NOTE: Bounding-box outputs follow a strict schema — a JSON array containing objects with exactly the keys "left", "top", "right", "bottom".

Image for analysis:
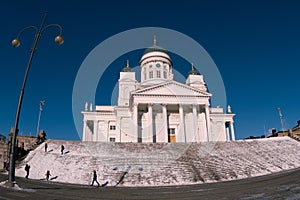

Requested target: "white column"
[
  {"left": 147, "top": 103, "right": 153, "bottom": 143},
  {"left": 179, "top": 105, "right": 186, "bottom": 142},
  {"left": 226, "top": 126, "right": 230, "bottom": 141},
  {"left": 133, "top": 103, "right": 138, "bottom": 142},
  {"left": 83, "top": 119, "right": 87, "bottom": 141},
  {"left": 162, "top": 104, "right": 168, "bottom": 143},
  {"left": 205, "top": 105, "right": 211, "bottom": 142},
  {"left": 230, "top": 121, "right": 235, "bottom": 141},
  {"left": 93, "top": 120, "right": 98, "bottom": 141},
  {"left": 106, "top": 120, "right": 110, "bottom": 143},
  {"left": 192, "top": 105, "right": 198, "bottom": 142}
]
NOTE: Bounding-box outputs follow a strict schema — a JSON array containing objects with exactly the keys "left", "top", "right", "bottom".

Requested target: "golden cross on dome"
[
  {"left": 126, "top": 59, "right": 130, "bottom": 68},
  {"left": 153, "top": 35, "right": 157, "bottom": 46}
]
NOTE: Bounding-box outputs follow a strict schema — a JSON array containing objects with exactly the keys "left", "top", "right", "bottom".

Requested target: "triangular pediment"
[{"left": 132, "top": 81, "right": 211, "bottom": 97}]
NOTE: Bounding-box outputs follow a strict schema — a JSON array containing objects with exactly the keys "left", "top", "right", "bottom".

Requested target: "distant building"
[
  {"left": 291, "top": 120, "right": 300, "bottom": 134},
  {"left": 0, "top": 134, "right": 5, "bottom": 142},
  {"left": 0, "top": 128, "right": 40, "bottom": 170},
  {"left": 82, "top": 38, "right": 236, "bottom": 143},
  {"left": 8, "top": 128, "right": 40, "bottom": 151},
  {"left": 0, "top": 134, "right": 8, "bottom": 170},
  {"left": 269, "top": 120, "right": 300, "bottom": 137}
]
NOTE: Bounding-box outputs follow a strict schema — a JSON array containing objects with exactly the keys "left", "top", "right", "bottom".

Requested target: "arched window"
[
  {"left": 149, "top": 71, "right": 153, "bottom": 79},
  {"left": 157, "top": 70, "right": 161, "bottom": 78},
  {"left": 163, "top": 71, "right": 167, "bottom": 79}
]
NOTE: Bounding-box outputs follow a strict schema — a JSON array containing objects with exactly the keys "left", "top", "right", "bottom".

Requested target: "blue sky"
[{"left": 0, "top": 0, "right": 299, "bottom": 140}]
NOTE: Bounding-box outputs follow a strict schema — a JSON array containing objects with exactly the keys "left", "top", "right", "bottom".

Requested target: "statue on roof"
[{"left": 227, "top": 105, "right": 232, "bottom": 113}]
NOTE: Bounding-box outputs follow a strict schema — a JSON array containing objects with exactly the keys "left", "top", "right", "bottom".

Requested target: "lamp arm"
[
  {"left": 15, "top": 26, "right": 38, "bottom": 39},
  {"left": 42, "top": 24, "right": 63, "bottom": 36}
]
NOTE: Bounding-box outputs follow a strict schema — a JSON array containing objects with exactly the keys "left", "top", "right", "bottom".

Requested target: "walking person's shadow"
[
  {"left": 50, "top": 176, "right": 58, "bottom": 180},
  {"left": 40, "top": 176, "right": 58, "bottom": 181}
]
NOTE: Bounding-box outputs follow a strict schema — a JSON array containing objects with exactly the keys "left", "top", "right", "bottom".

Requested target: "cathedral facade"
[{"left": 82, "top": 40, "right": 235, "bottom": 143}]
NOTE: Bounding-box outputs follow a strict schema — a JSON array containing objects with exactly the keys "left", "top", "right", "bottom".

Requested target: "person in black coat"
[
  {"left": 46, "top": 170, "right": 51, "bottom": 181},
  {"left": 25, "top": 164, "right": 30, "bottom": 179},
  {"left": 61, "top": 145, "right": 65, "bottom": 155},
  {"left": 91, "top": 170, "right": 100, "bottom": 187}
]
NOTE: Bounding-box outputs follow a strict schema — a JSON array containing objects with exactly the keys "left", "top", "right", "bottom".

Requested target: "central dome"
[
  {"left": 140, "top": 36, "right": 171, "bottom": 65},
  {"left": 143, "top": 44, "right": 167, "bottom": 55},
  {"left": 139, "top": 37, "right": 173, "bottom": 85}
]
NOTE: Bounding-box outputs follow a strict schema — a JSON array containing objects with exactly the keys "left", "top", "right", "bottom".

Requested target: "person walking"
[
  {"left": 45, "top": 142, "right": 48, "bottom": 152},
  {"left": 25, "top": 164, "right": 30, "bottom": 179},
  {"left": 90, "top": 170, "right": 100, "bottom": 187},
  {"left": 45, "top": 170, "right": 51, "bottom": 181},
  {"left": 61, "top": 145, "right": 65, "bottom": 155}
]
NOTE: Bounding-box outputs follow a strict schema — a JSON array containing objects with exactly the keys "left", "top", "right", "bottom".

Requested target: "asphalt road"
[{"left": 1, "top": 168, "right": 300, "bottom": 200}]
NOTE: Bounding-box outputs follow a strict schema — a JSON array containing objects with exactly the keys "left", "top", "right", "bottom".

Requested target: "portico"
[{"left": 131, "top": 102, "right": 211, "bottom": 143}]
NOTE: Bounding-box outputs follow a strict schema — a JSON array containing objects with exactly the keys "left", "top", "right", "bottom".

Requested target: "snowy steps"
[{"left": 15, "top": 136, "right": 300, "bottom": 186}]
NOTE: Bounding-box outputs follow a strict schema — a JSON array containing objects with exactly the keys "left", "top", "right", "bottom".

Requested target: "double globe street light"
[{"left": 8, "top": 12, "right": 64, "bottom": 186}]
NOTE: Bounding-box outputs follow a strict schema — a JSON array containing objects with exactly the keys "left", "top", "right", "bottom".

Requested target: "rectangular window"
[
  {"left": 110, "top": 125, "right": 116, "bottom": 130},
  {"left": 149, "top": 71, "right": 153, "bottom": 79},
  {"left": 157, "top": 71, "right": 161, "bottom": 78},
  {"left": 163, "top": 71, "right": 167, "bottom": 78},
  {"left": 109, "top": 138, "right": 116, "bottom": 142},
  {"left": 144, "top": 72, "right": 146, "bottom": 80},
  {"left": 169, "top": 128, "right": 175, "bottom": 135}
]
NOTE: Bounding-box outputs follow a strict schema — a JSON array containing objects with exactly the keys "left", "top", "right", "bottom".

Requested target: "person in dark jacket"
[
  {"left": 91, "top": 170, "right": 100, "bottom": 187},
  {"left": 46, "top": 170, "right": 51, "bottom": 181},
  {"left": 25, "top": 164, "right": 30, "bottom": 179},
  {"left": 45, "top": 143, "right": 48, "bottom": 152},
  {"left": 61, "top": 145, "right": 64, "bottom": 155}
]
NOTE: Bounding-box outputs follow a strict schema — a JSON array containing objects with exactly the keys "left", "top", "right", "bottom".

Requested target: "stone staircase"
[{"left": 14, "top": 136, "right": 300, "bottom": 186}]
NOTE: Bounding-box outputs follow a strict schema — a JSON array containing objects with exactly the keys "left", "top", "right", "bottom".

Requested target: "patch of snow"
[{"left": 0, "top": 180, "right": 35, "bottom": 192}]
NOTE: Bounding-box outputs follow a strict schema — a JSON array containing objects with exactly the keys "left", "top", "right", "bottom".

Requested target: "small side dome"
[
  {"left": 121, "top": 60, "right": 133, "bottom": 72},
  {"left": 187, "top": 63, "right": 201, "bottom": 75},
  {"left": 188, "top": 69, "right": 201, "bottom": 75}
]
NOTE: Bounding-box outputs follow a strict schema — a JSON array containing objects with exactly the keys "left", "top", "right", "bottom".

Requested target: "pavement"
[{"left": 1, "top": 168, "right": 300, "bottom": 200}]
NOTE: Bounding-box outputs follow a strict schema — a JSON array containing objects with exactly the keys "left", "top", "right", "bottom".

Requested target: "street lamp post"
[
  {"left": 8, "top": 12, "right": 64, "bottom": 186},
  {"left": 36, "top": 100, "right": 45, "bottom": 137}
]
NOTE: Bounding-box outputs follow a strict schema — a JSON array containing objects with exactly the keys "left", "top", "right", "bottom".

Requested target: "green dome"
[
  {"left": 122, "top": 66, "right": 133, "bottom": 72},
  {"left": 188, "top": 69, "right": 201, "bottom": 75},
  {"left": 121, "top": 60, "right": 133, "bottom": 72},
  {"left": 143, "top": 45, "right": 168, "bottom": 55},
  {"left": 188, "top": 64, "right": 201, "bottom": 75}
]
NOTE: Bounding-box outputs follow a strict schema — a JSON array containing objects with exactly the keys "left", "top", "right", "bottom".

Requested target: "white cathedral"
[{"left": 82, "top": 38, "right": 236, "bottom": 143}]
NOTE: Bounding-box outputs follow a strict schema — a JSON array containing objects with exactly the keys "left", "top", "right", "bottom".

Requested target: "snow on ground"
[{"left": 13, "top": 136, "right": 300, "bottom": 187}]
